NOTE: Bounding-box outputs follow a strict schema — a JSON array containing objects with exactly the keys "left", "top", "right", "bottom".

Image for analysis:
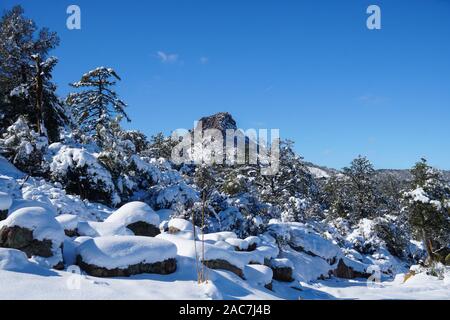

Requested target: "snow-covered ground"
[
  {"left": 1, "top": 257, "right": 448, "bottom": 300},
  {"left": 1, "top": 156, "right": 449, "bottom": 300},
  {"left": 301, "top": 271, "right": 450, "bottom": 300}
]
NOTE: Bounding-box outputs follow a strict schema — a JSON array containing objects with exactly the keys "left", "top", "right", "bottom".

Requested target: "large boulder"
[
  {"left": 202, "top": 259, "right": 245, "bottom": 279},
  {"left": 168, "top": 218, "right": 195, "bottom": 234},
  {"left": 333, "top": 258, "right": 371, "bottom": 279},
  {"left": 56, "top": 214, "right": 79, "bottom": 237},
  {"left": 225, "top": 238, "right": 250, "bottom": 252},
  {"left": 0, "top": 207, "right": 64, "bottom": 269},
  {"left": 76, "top": 236, "right": 177, "bottom": 277},
  {"left": 105, "top": 202, "right": 160, "bottom": 237},
  {"left": 268, "top": 258, "right": 294, "bottom": 282},
  {"left": 269, "top": 222, "right": 341, "bottom": 263},
  {"left": 0, "top": 192, "right": 12, "bottom": 221}
]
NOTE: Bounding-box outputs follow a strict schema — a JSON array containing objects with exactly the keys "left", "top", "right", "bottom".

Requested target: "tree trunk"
[
  {"left": 32, "top": 55, "right": 44, "bottom": 135},
  {"left": 422, "top": 229, "right": 435, "bottom": 264}
]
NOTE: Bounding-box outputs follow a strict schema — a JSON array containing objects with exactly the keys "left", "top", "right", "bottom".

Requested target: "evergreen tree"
[
  {"left": 256, "top": 140, "right": 317, "bottom": 222},
  {"left": 0, "top": 116, "right": 48, "bottom": 175},
  {"left": 323, "top": 174, "right": 353, "bottom": 219},
  {"left": 0, "top": 5, "right": 64, "bottom": 141},
  {"left": 145, "top": 132, "right": 177, "bottom": 159},
  {"left": 342, "top": 155, "right": 378, "bottom": 221},
  {"left": 66, "top": 67, "right": 130, "bottom": 144},
  {"left": 403, "top": 158, "right": 450, "bottom": 263}
]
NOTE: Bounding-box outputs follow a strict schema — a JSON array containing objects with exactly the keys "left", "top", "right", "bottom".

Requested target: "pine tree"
[
  {"left": 66, "top": 67, "right": 130, "bottom": 144},
  {"left": 0, "top": 116, "right": 48, "bottom": 175},
  {"left": 145, "top": 132, "right": 177, "bottom": 159},
  {"left": 0, "top": 5, "right": 64, "bottom": 141},
  {"left": 323, "top": 174, "right": 353, "bottom": 219},
  {"left": 256, "top": 140, "right": 317, "bottom": 222},
  {"left": 342, "top": 155, "right": 378, "bottom": 221},
  {"left": 403, "top": 158, "right": 450, "bottom": 263}
]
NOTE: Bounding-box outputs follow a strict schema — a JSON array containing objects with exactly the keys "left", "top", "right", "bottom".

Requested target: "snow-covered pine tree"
[
  {"left": 0, "top": 116, "right": 48, "bottom": 175},
  {"left": 256, "top": 140, "right": 317, "bottom": 222},
  {"left": 322, "top": 174, "right": 352, "bottom": 220},
  {"left": 144, "top": 132, "right": 177, "bottom": 160},
  {"left": 29, "top": 54, "right": 68, "bottom": 142},
  {"left": 0, "top": 6, "right": 64, "bottom": 142},
  {"left": 342, "top": 155, "right": 379, "bottom": 222},
  {"left": 66, "top": 67, "right": 130, "bottom": 145},
  {"left": 403, "top": 158, "right": 450, "bottom": 264}
]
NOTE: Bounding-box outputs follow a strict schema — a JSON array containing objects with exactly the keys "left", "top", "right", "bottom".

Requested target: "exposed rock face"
[
  {"left": 333, "top": 259, "right": 371, "bottom": 279},
  {"left": 64, "top": 229, "right": 79, "bottom": 237},
  {"left": 127, "top": 221, "right": 160, "bottom": 237},
  {"left": 76, "top": 256, "right": 177, "bottom": 278},
  {"left": 168, "top": 226, "right": 181, "bottom": 234},
  {"left": 0, "top": 210, "right": 7, "bottom": 221},
  {"left": 197, "top": 112, "right": 237, "bottom": 134},
  {"left": 0, "top": 226, "right": 54, "bottom": 258},
  {"left": 271, "top": 266, "right": 294, "bottom": 282},
  {"left": 202, "top": 259, "right": 244, "bottom": 279}
]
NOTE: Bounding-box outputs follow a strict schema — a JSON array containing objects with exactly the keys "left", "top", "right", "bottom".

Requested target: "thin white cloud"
[
  {"left": 157, "top": 51, "right": 179, "bottom": 64},
  {"left": 200, "top": 56, "right": 209, "bottom": 64}
]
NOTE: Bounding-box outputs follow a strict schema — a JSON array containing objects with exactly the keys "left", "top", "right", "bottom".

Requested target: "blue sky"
[{"left": 3, "top": 0, "right": 450, "bottom": 169}]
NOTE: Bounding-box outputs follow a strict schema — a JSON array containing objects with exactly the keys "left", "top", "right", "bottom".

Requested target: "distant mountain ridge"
[
  {"left": 305, "top": 162, "right": 450, "bottom": 183},
  {"left": 195, "top": 113, "right": 450, "bottom": 182}
]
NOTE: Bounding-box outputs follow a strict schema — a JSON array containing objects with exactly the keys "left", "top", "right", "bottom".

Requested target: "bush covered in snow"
[
  {"left": 105, "top": 201, "right": 160, "bottom": 237},
  {"left": 48, "top": 145, "right": 119, "bottom": 205}
]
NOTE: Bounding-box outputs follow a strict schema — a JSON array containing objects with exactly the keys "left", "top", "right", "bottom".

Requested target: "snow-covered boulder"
[
  {"left": 225, "top": 238, "right": 250, "bottom": 251},
  {"left": 158, "top": 233, "right": 252, "bottom": 279},
  {"left": 76, "top": 236, "right": 177, "bottom": 277},
  {"left": 269, "top": 222, "right": 341, "bottom": 263},
  {"left": 0, "top": 207, "right": 64, "bottom": 269},
  {"left": 332, "top": 258, "right": 371, "bottom": 279},
  {"left": 77, "top": 221, "right": 133, "bottom": 238},
  {"left": 202, "top": 259, "right": 245, "bottom": 279},
  {"left": 105, "top": 202, "right": 160, "bottom": 237},
  {"left": 244, "top": 265, "right": 274, "bottom": 290},
  {"left": 168, "top": 218, "right": 194, "bottom": 234},
  {"left": 245, "top": 236, "right": 261, "bottom": 251},
  {"left": 268, "top": 258, "right": 294, "bottom": 282},
  {"left": 56, "top": 214, "right": 79, "bottom": 237},
  {"left": 0, "top": 192, "right": 12, "bottom": 221}
]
